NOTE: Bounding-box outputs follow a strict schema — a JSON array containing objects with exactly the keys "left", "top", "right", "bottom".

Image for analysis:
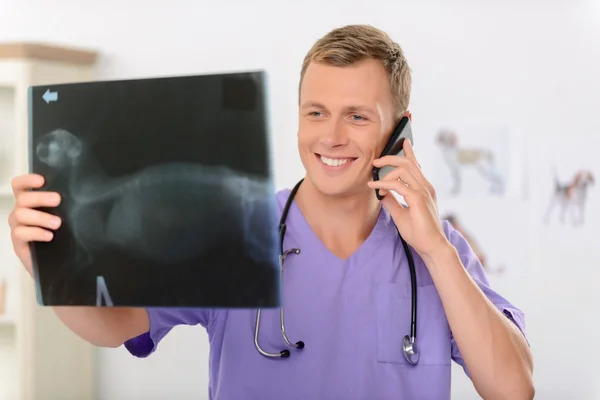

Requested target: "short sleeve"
[
  {"left": 124, "top": 308, "right": 215, "bottom": 358},
  {"left": 441, "top": 220, "right": 529, "bottom": 378}
]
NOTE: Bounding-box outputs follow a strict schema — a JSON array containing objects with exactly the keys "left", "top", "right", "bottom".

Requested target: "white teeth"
[{"left": 320, "top": 156, "right": 351, "bottom": 167}]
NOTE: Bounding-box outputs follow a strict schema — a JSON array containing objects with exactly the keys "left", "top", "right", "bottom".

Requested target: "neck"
[
  {"left": 65, "top": 152, "right": 110, "bottom": 201},
  {"left": 294, "top": 177, "right": 381, "bottom": 259}
]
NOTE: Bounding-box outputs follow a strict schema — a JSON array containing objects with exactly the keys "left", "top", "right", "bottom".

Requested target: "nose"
[{"left": 319, "top": 119, "right": 348, "bottom": 148}]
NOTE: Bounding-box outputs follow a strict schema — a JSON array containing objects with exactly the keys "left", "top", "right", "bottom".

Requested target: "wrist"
[{"left": 420, "top": 240, "right": 458, "bottom": 271}]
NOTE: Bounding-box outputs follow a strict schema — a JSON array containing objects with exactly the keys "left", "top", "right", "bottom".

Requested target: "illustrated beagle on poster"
[
  {"left": 436, "top": 129, "right": 505, "bottom": 196},
  {"left": 543, "top": 168, "right": 595, "bottom": 227},
  {"left": 444, "top": 213, "right": 505, "bottom": 275}
]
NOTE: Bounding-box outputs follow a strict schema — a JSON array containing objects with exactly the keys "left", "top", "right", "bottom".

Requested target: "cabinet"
[{"left": 0, "top": 43, "right": 98, "bottom": 400}]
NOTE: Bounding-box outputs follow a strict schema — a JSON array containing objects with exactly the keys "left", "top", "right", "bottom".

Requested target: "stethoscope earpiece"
[{"left": 276, "top": 340, "right": 304, "bottom": 358}]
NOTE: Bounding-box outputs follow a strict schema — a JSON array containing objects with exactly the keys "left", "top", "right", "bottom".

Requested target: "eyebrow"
[
  {"left": 300, "top": 101, "right": 327, "bottom": 110},
  {"left": 345, "top": 105, "right": 377, "bottom": 115},
  {"left": 300, "top": 101, "right": 377, "bottom": 115}
]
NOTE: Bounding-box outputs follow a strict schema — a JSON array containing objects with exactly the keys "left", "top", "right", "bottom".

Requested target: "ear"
[{"left": 402, "top": 110, "right": 412, "bottom": 121}]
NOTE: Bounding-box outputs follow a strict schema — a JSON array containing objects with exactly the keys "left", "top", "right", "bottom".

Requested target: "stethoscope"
[{"left": 253, "top": 178, "right": 420, "bottom": 365}]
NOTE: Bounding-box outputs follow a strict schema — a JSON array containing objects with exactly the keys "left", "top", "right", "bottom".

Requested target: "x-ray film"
[{"left": 27, "top": 71, "right": 281, "bottom": 308}]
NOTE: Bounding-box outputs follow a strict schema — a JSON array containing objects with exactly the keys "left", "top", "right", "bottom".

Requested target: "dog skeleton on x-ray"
[
  {"left": 436, "top": 130, "right": 505, "bottom": 195},
  {"left": 543, "top": 168, "right": 595, "bottom": 227}
]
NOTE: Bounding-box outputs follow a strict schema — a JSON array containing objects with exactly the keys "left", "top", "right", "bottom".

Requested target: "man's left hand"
[{"left": 367, "top": 139, "right": 449, "bottom": 259}]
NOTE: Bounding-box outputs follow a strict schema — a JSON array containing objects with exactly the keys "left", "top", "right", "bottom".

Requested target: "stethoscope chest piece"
[{"left": 402, "top": 335, "right": 419, "bottom": 365}]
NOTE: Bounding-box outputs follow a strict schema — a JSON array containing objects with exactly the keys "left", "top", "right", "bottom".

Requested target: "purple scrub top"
[{"left": 125, "top": 188, "right": 527, "bottom": 400}]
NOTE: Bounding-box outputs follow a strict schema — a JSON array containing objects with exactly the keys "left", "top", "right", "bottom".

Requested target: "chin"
[{"left": 307, "top": 174, "right": 371, "bottom": 198}]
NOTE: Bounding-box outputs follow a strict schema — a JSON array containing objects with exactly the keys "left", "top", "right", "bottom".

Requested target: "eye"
[
  {"left": 309, "top": 111, "right": 323, "bottom": 117},
  {"left": 351, "top": 114, "right": 366, "bottom": 121}
]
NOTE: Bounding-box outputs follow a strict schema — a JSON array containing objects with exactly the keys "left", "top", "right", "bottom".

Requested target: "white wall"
[{"left": 2, "top": 0, "right": 600, "bottom": 399}]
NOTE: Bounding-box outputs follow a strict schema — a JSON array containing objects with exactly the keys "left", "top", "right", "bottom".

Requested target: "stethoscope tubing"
[{"left": 253, "top": 179, "right": 419, "bottom": 364}]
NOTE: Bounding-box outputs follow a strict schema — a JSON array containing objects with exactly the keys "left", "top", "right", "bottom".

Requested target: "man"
[{"left": 8, "top": 24, "right": 534, "bottom": 399}]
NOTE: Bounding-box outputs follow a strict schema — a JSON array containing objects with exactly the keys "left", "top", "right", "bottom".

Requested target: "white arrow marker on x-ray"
[{"left": 42, "top": 89, "right": 58, "bottom": 104}]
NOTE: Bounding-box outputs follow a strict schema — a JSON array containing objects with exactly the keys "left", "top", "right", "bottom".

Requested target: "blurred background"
[{"left": 0, "top": 0, "right": 599, "bottom": 398}]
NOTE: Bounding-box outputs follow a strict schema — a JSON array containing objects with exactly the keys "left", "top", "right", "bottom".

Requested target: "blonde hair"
[{"left": 299, "top": 24, "right": 412, "bottom": 118}]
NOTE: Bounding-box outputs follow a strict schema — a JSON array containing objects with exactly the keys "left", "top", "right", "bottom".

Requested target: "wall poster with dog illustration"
[
  {"left": 430, "top": 122, "right": 525, "bottom": 200},
  {"left": 527, "top": 134, "right": 597, "bottom": 229}
]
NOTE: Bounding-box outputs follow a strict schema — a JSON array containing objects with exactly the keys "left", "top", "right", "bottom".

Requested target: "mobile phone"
[{"left": 372, "top": 116, "right": 414, "bottom": 200}]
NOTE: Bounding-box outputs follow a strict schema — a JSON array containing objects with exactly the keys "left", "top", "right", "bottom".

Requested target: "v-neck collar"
[{"left": 278, "top": 189, "right": 393, "bottom": 269}]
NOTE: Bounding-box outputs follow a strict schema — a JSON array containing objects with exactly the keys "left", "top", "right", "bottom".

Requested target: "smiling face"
[{"left": 297, "top": 58, "right": 398, "bottom": 197}]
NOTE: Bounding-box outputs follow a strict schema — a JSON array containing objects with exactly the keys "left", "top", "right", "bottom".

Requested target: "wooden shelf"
[
  {"left": 0, "top": 184, "right": 11, "bottom": 198},
  {"left": 0, "top": 43, "right": 98, "bottom": 66},
  {"left": 0, "top": 315, "right": 16, "bottom": 329},
  {"left": 0, "top": 41, "right": 98, "bottom": 400}
]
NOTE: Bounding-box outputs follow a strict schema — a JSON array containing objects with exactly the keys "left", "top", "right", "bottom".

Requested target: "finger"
[
  {"left": 403, "top": 139, "right": 419, "bottom": 165},
  {"left": 381, "top": 161, "right": 422, "bottom": 185},
  {"left": 12, "top": 207, "right": 62, "bottom": 231},
  {"left": 424, "top": 178, "right": 436, "bottom": 201},
  {"left": 398, "top": 163, "right": 436, "bottom": 200},
  {"left": 390, "top": 167, "right": 423, "bottom": 191},
  {"left": 402, "top": 142, "right": 436, "bottom": 198},
  {"left": 373, "top": 155, "right": 422, "bottom": 182},
  {"left": 12, "top": 226, "right": 54, "bottom": 243},
  {"left": 375, "top": 154, "right": 436, "bottom": 200},
  {"left": 373, "top": 154, "right": 423, "bottom": 179},
  {"left": 15, "top": 191, "right": 61, "bottom": 209},
  {"left": 373, "top": 154, "right": 407, "bottom": 169},
  {"left": 368, "top": 179, "right": 416, "bottom": 199},
  {"left": 11, "top": 174, "right": 45, "bottom": 194},
  {"left": 403, "top": 159, "right": 436, "bottom": 200}
]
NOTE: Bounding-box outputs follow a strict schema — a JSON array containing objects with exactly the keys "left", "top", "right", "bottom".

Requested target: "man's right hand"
[
  {"left": 6, "top": 173, "right": 150, "bottom": 347},
  {"left": 8, "top": 174, "right": 62, "bottom": 277}
]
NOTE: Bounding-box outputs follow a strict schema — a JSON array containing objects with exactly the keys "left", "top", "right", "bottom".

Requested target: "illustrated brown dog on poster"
[
  {"left": 543, "top": 169, "right": 595, "bottom": 227},
  {"left": 436, "top": 130, "right": 505, "bottom": 196}
]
